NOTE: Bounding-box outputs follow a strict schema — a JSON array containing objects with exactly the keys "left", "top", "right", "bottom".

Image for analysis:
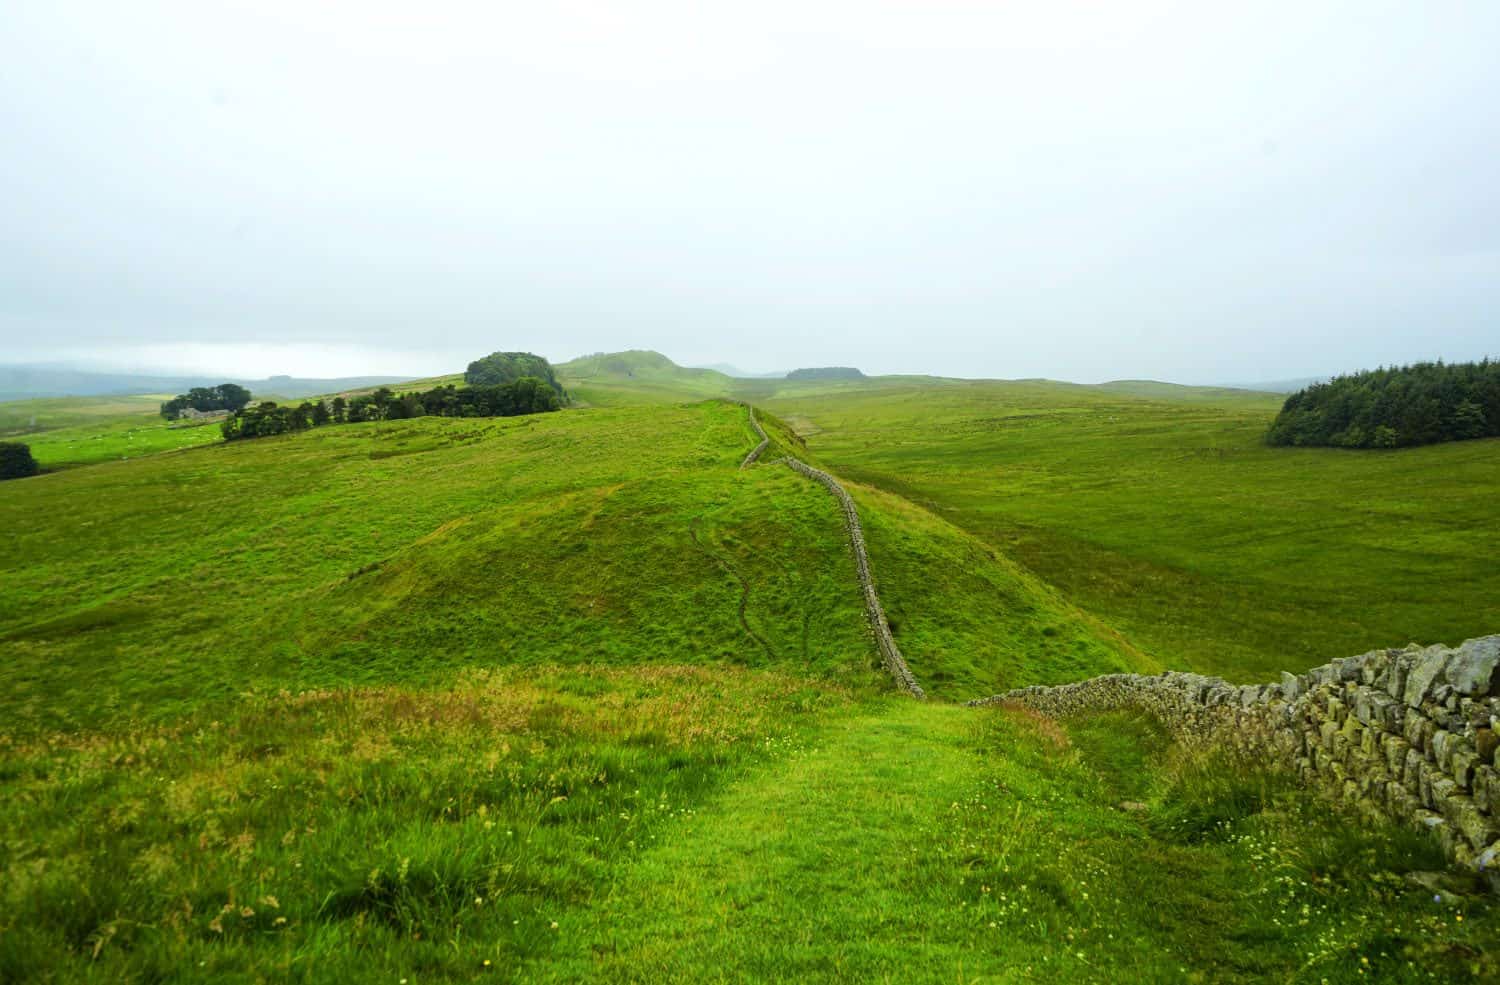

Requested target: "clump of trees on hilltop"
[
  {"left": 465, "top": 351, "right": 567, "bottom": 399},
  {"left": 160, "top": 384, "right": 252, "bottom": 419},
  {"left": 1267, "top": 359, "right": 1500, "bottom": 449},
  {"left": 221, "top": 379, "right": 561, "bottom": 441}
]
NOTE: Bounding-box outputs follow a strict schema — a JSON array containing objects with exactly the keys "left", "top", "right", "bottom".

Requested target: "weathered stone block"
[
  {"left": 1432, "top": 730, "right": 1455, "bottom": 771},
  {"left": 1412, "top": 809, "right": 1446, "bottom": 835},
  {"left": 1404, "top": 711, "right": 1431, "bottom": 752},
  {"left": 1404, "top": 748, "right": 1424, "bottom": 793},
  {"left": 1387, "top": 654, "right": 1409, "bottom": 702},
  {"left": 1441, "top": 794, "right": 1499, "bottom": 850},
  {"left": 1447, "top": 636, "right": 1500, "bottom": 697},
  {"left": 1385, "top": 736, "right": 1410, "bottom": 778},
  {"left": 1451, "top": 750, "right": 1479, "bottom": 791},
  {"left": 1431, "top": 775, "right": 1460, "bottom": 808},
  {"left": 1475, "top": 766, "right": 1500, "bottom": 815},
  {"left": 1405, "top": 645, "right": 1451, "bottom": 708}
]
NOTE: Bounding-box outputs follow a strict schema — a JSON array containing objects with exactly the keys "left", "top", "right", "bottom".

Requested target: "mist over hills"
[
  {"left": 0, "top": 350, "right": 1330, "bottom": 406},
  {"left": 0, "top": 365, "right": 413, "bottom": 402}
]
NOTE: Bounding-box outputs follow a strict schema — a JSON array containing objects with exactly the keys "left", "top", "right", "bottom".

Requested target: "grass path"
[{"left": 539, "top": 700, "right": 1007, "bottom": 982}]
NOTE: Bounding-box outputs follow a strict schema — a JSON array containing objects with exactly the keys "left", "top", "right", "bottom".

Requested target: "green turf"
[
  {"left": 0, "top": 395, "right": 224, "bottom": 470},
  {"left": 6, "top": 685, "right": 1493, "bottom": 982},
  {"left": 751, "top": 377, "right": 1500, "bottom": 680},
  {"left": 556, "top": 350, "right": 735, "bottom": 407},
  {"left": 0, "top": 398, "right": 1140, "bottom": 733}
]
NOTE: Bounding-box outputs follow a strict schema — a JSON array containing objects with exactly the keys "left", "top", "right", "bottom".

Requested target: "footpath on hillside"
[{"left": 536, "top": 700, "right": 999, "bottom": 981}]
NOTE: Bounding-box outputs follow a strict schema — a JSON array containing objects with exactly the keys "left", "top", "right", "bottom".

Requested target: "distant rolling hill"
[
  {"left": 556, "top": 350, "right": 737, "bottom": 405},
  {"left": 694, "top": 362, "right": 788, "bottom": 379},
  {"left": 786, "top": 367, "right": 867, "bottom": 381},
  {"left": 1093, "top": 379, "right": 1284, "bottom": 406},
  {"left": 0, "top": 365, "right": 415, "bottom": 402}
]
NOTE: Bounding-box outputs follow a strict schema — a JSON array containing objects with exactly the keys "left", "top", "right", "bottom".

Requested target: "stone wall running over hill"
[
  {"left": 970, "top": 636, "right": 1500, "bottom": 884},
  {"left": 783, "top": 457, "right": 925, "bottom": 698},
  {"left": 734, "top": 401, "right": 923, "bottom": 697},
  {"left": 740, "top": 407, "right": 770, "bottom": 469}
]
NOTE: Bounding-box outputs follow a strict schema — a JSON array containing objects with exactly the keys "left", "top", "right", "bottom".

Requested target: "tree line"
[
  {"left": 160, "top": 384, "right": 253, "bottom": 418},
  {"left": 220, "top": 379, "right": 561, "bottom": 441},
  {"left": 1267, "top": 359, "right": 1500, "bottom": 449}
]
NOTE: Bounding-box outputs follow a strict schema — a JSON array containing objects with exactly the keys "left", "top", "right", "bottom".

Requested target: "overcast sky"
[{"left": 2, "top": 1, "right": 1497, "bottom": 383}]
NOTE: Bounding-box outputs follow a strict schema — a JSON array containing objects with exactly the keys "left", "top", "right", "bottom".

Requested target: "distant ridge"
[
  {"left": 786, "top": 367, "right": 866, "bottom": 381},
  {"left": 0, "top": 366, "right": 414, "bottom": 403},
  {"left": 1213, "top": 376, "right": 1328, "bottom": 394},
  {"left": 695, "top": 362, "right": 787, "bottom": 379},
  {"left": 1093, "top": 379, "right": 1282, "bottom": 402}
]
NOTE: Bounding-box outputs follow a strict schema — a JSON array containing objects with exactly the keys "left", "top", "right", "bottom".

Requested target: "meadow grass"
[
  {"left": 0, "top": 398, "right": 1138, "bottom": 733},
  {"left": 0, "top": 665, "right": 854, "bottom": 982},
  {"left": 0, "top": 395, "right": 223, "bottom": 471},
  {"left": 750, "top": 377, "right": 1500, "bottom": 680},
  {"left": 8, "top": 686, "right": 1493, "bottom": 982}
]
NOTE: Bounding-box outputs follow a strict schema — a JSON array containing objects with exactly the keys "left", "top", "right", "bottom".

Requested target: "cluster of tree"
[
  {"left": 160, "top": 383, "right": 252, "bottom": 419},
  {"left": 786, "top": 367, "right": 866, "bottom": 381},
  {"left": 0, "top": 441, "right": 40, "bottom": 480},
  {"left": 1267, "top": 359, "right": 1500, "bottom": 449},
  {"left": 464, "top": 351, "right": 567, "bottom": 399},
  {"left": 221, "top": 379, "right": 561, "bottom": 441}
]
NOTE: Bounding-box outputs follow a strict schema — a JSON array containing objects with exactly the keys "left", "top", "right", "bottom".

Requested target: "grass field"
[
  {"left": 3, "top": 365, "right": 1499, "bottom": 980},
  {"left": 0, "top": 395, "right": 224, "bottom": 470},
  {"left": 6, "top": 677, "right": 1493, "bottom": 982},
  {"left": 750, "top": 377, "right": 1500, "bottom": 681},
  {"left": 0, "top": 398, "right": 1140, "bottom": 734}
]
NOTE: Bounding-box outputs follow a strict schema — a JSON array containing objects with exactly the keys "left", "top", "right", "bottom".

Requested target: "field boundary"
[
  {"left": 971, "top": 636, "right": 1500, "bottom": 883},
  {"left": 735, "top": 402, "right": 924, "bottom": 698},
  {"left": 739, "top": 406, "right": 770, "bottom": 469}
]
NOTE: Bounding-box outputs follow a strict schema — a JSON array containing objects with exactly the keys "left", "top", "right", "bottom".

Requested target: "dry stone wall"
[
  {"left": 970, "top": 636, "right": 1500, "bottom": 885},
  {"left": 783, "top": 458, "right": 925, "bottom": 698},
  {"left": 734, "top": 402, "right": 924, "bottom": 697},
  {"left": 740, "top": 407, "right": 770, "bottom": 469}
]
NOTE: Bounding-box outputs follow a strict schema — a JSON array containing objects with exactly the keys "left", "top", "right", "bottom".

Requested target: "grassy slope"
[
  {"left": 1, "top": 403, "right": 851, "bottom": 731},
  {"left": 556, "top": 350, "right": 735, "bottom": 407},
  {"left": 0, "top": 397, "right": 1138, "bottom": 733},
  {"left": 12, "top": 682, "right": 1496, "bottom": 982},
  {"left": 0, "top": 394, "right": 224, "bottom": 470},
  {"left": 754, "top": 377, "right": 1500, "bottom": 681},
  {"left": 538, "top": 701, "right": 1493, "bottom": 983}
]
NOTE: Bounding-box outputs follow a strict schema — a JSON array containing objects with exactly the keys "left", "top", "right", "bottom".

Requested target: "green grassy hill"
[
  {"left": 0, "top": 398, "right": 1139, "bottom": 735},
  {"left": 556, "top": 350, "right": 735, "bottom": 406}
]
